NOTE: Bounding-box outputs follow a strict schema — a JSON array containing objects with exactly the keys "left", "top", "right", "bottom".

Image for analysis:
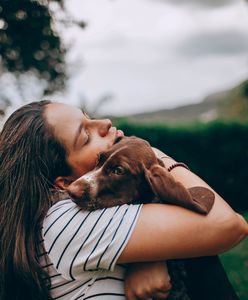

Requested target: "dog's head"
[
  {"left": 66, "top": 136, "right": 157, "bottom": 210},
  {"left": 66, "top": 136, "right": 214, "bottom": 214}
]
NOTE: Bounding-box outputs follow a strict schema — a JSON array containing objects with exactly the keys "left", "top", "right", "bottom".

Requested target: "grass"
[{"left": 220, "top": 212, "right": 248, "bottom": 300}]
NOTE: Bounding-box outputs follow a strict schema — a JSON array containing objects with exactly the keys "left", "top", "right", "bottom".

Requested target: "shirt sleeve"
[{"left": 42, "top": 199, "right": 142, "bottom": 280}]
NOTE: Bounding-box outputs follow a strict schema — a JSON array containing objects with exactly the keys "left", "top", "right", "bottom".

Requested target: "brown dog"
[{"left": 67, "top": 136, "right": 214, "bottom": 214}]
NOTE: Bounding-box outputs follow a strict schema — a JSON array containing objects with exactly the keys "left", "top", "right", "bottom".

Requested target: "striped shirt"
[{"left": 39, "top": 199, "right": 142, "bottom": 300}]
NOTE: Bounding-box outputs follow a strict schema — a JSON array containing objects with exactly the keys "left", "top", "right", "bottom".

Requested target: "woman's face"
[{"left": 45, "top": 103, "right": 124, "bottom": 179}]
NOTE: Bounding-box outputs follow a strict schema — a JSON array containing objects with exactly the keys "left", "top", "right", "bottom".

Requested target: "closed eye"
[
  {"left": 80, "top": 130, "right": 90, "bottom": 147},
  {"left": 85, "top": 130, "right": 90, "bottom": 144}
]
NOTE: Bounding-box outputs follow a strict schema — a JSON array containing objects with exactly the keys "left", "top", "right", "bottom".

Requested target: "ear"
[
  {"left": 145, "top": 165, "right": 214, "bottom": 215},
  {"left": 54, "top": 176, "right": 75, "bottom": 190}
]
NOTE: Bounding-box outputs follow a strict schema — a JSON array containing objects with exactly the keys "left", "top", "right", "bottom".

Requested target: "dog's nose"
[{"left": 67, "top": 178, "right": 90, "bottom": 201}]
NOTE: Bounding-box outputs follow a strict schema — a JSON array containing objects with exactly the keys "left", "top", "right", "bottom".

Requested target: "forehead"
[
  {"left": 45, "top": 103, "right": 83, "bottom": 143},
  {"left": 45, "top": 103, "right": 83, "bottom": 127}
]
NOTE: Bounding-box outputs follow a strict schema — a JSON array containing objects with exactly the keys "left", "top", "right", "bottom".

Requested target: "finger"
[
  {"left": 157, "top": 278, "right": 172, "bottom": 292},
  {"left": 134, "top": 292, "right": 156, "bottom": 300},
  {"left": 159, "top": 285, "right": 172, "bottom": 293},
  {"left": 125, "top": 293, "right": 137, "bottom": 300},
  {"left": 153, "top": 288, "right": 171, "bottom": 298},
  {"left": 153, "top": 291, "right": 171, "bottom": 299},
  {"left": 125, "top": 290, "right": 152, "bottom": 300}
]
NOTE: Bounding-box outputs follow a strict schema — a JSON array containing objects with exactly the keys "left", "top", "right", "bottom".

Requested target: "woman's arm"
[{"left": 118, "top": 155, "right": 248, "bottom": 263}]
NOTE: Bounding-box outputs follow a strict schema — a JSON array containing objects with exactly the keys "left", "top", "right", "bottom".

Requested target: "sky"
[{"left": 58, "top": 0, "right": 248, "bottom": 116}]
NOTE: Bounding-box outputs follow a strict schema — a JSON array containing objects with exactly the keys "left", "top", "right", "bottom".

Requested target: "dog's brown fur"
[{"left": 67, "top": 136, "right": 214, "bottom": 214}]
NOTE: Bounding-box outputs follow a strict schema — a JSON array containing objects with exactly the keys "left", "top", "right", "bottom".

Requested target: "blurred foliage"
[
  {"left": 241, "top": 79, "right": 248, "bottom": 98},
  {"left": 218, "top": 79, "right": 248, "bottom": 123},
  {"left": 221, "top": 212, "right": 248, "bottom": 300},
  {"left": 0, "top": 0, "right": 85, "bottom": 110},
  {"left": 114, "top": 120, "right": 248, "bottom": 211},
  {"left": 0, "top": 0, "right": 65, "bottom": 94}
]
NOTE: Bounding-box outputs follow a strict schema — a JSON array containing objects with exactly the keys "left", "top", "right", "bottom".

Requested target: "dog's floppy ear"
[{"left": 144, "top": 164, "right": 214, "bottom": 215}]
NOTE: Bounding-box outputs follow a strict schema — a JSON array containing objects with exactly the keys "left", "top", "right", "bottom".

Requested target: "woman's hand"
[{"left": 125, "top": 261, "right": 172, "bottom": 300}]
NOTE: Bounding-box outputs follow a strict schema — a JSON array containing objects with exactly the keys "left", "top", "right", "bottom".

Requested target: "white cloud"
[
  {"left": 61, "top": 0, "right": 248, "bottom": 115},
  {"left": 176, "top": 30, "right": 248, "bottom": 57},
  {"left": 153, "top": 0, "right": 239, "bottom": 9}
]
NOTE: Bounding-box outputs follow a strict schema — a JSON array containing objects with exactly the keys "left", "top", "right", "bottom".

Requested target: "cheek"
[
  {"left": 68, "top": 140, "right": 111, "bottom": 177},
  {"left": 69, "top": 151, "right": 98, "bottom": 177},
  {"left": 93, "top": 137, "right": 113, "bottom": 152}
]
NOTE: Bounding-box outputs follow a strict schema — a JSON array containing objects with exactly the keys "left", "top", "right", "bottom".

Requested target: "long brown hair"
[{"left": 0, "top": 101, "right": 72, "bottom": 299}]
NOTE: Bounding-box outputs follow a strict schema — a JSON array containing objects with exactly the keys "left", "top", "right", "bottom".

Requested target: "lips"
[
  {"left": 113, "top": 128, "right": 124, "bottom": 144},
  {"left": 109, "top": 127, "right": 124, "bottom": 144},
  {"left": 116, "top": 129, "right": 124, "bottom": 138}
]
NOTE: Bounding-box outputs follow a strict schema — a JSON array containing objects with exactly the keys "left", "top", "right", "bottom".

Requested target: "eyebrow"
[{"left": 73, "top": 121, "right": 84, "bottom": 149}]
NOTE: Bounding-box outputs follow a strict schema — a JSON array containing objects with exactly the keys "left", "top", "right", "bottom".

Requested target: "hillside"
[{"left": 115, "top": 79, "right": 248, "bottom": 124}]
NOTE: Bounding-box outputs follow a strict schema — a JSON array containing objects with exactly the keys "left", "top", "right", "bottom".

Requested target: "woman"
[{"left": 0, "top": 100, "right": 247, "bottom": 300}]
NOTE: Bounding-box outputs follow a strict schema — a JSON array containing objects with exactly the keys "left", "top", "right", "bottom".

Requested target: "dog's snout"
[
  {"left": 67, "top": 178, "right": 90, "bottom": 200},
  {"left": 83, "top": 171, "right": 97, "bottom": 182}
]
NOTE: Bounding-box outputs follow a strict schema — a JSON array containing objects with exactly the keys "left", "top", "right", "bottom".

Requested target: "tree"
[{"left": 0, "top": 0, "right": 85, "bottom": 114}]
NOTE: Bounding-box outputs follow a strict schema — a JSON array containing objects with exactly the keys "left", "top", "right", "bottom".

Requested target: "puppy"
[{"left": 67, "top": 136, "right": 214, "bottom": 214}]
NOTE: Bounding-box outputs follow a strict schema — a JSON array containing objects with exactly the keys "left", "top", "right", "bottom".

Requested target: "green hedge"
[
  {"left": 220, "top": 212, "right": 248, "bottom": 300},
  {"left": 115, "top": 121, "right": 248, "bottom": 211}
]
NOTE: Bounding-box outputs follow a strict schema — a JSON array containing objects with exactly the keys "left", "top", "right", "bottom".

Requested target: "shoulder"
[{"left": 42, "top": 199, "right": 142, "bottom": 278}]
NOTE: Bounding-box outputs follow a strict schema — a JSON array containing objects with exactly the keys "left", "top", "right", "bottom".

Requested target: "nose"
[{"left": 94, "top": 119, "right": 112, "bottom": 137}]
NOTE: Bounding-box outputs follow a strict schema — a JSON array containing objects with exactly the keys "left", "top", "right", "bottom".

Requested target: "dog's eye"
[{"left": 112, "top": 166, "right": 125, "bottom": 175}]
